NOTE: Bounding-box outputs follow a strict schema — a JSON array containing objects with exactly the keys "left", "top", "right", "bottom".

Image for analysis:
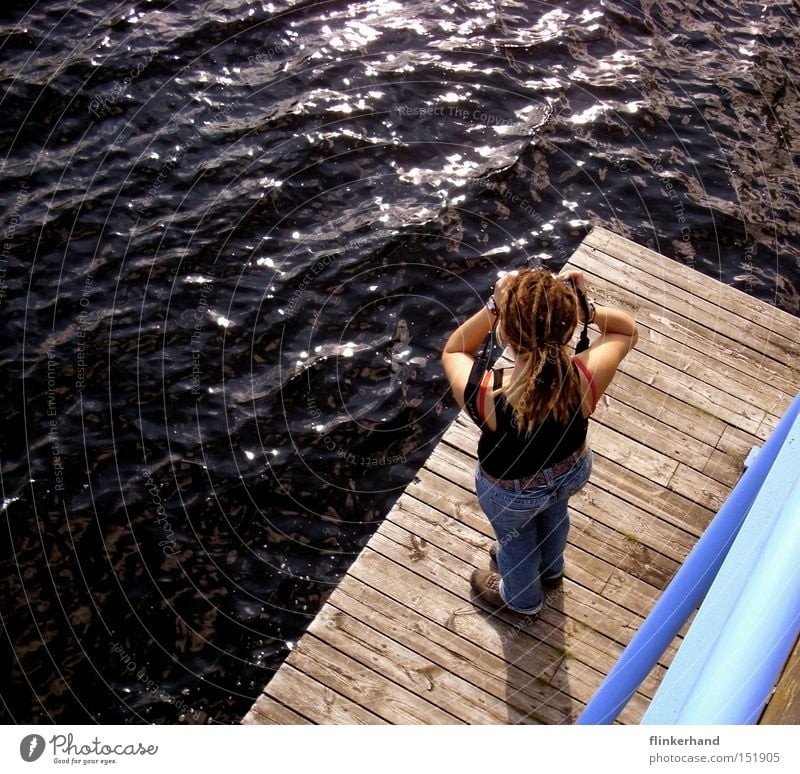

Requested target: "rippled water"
[{"left": 2, "top": 0, "right": 799, "bottom": 723}]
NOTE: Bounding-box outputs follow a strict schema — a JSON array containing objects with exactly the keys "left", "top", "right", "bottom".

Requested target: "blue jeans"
[{"left": 475, "top": 451, "right": 593, "bottom": 614}]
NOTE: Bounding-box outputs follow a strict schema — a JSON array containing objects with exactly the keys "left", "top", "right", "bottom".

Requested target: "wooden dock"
[{"left": 242, "top": 227, "right": 800, "bottom": 725}]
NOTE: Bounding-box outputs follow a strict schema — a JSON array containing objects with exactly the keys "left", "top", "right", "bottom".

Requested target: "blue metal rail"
[{"left": 576, "top": 391, "right": 800, "bottom": 725}]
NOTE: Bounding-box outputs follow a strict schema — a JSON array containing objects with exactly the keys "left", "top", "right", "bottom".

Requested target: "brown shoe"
[
  {"left": 470, "top": 568, "right": 506, "bottom": 609},
  {"left": 470, "top": 569, "right": 542, "bottom": 618},
  {"left": 488, "top": 544, "right": 564, "bottom": 588},
  {"left": 541, "top": 573, "right": 564, "bottom": 588}
]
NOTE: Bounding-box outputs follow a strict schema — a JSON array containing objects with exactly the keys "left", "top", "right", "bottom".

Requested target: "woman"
[{"left": 441, "top": 266, "right": 638, "bottom": 617}]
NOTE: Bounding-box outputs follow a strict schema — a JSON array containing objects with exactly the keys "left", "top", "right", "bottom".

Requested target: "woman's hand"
[
  {"left": 558, "top": 268, "right": 588, "bottom": 295},
  {"left": 492, "top": 269, "right": 519, "bottom": 307}
]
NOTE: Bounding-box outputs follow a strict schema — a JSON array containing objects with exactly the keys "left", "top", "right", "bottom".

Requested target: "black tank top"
[{"left": 475, "top": 365, "right": 588, "bottom": 480}]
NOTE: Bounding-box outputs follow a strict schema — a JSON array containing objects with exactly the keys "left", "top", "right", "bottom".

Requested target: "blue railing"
[{"left": 576, "top": 390, "right": 800, "bottom": 725}]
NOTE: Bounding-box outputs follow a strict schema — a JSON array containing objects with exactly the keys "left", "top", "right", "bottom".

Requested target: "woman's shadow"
[{"left": 471, "top": 571, "right": 578, "bottom": 725}]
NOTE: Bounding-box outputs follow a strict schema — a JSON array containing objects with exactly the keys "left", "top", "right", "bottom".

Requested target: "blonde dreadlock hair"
[{"left": 497, "top": 268, "right": 581, "bottom": 435}]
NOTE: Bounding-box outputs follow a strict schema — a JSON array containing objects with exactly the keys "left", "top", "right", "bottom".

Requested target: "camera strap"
[
  {"left": 566, "top": 278, "right": 591, "bottom": 354},
  {"left": 575, "top": 293, "right": 590, "bottom": 354},
  {"left": 464, "top": 320, "right": 501, "bottom": 427}
]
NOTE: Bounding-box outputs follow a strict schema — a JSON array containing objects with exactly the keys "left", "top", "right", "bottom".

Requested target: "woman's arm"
[
  {"left": 584, "top": 304, "right": 639, "bottom": 400},
  {"left": 561, "top": 269, "right": 638, "bottom": 401},
  {"left": 441, "top": 305, "right": 496, "bottom": 408}
]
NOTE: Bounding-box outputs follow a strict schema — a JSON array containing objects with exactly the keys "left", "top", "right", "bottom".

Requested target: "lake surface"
[{"left": 1, "top": 0, "right": 798, "bottom": 723}]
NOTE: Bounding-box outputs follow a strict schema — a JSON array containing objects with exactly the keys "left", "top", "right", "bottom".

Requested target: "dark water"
[{"left": 1, "top": 0, "right": 798, "bottom": 723}]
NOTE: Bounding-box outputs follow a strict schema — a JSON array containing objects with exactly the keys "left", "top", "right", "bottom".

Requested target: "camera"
[{"left": 563, "top": 276, "right": 585, "bottom": 302}]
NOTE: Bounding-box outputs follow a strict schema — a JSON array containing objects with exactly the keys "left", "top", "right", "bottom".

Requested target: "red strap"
[
  {"left": 572, "top": 356, "right": 597, "bottom": 414},
  {"left": 478, "top": 369, "right": 493, "bottom": 423}
]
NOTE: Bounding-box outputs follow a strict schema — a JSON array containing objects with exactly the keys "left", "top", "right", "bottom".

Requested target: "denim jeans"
[{"left": 475, "top": 451, "right": 593, "bottom": 614}]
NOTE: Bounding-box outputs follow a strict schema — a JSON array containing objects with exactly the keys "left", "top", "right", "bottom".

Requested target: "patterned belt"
[{"left": 481, "top": 443, "right": 589, "bottom": 491}]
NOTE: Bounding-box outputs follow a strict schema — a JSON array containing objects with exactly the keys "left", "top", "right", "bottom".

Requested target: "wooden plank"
[
  {"left": 241, "top": 693, "right": 311, "bottom": 725},
  {"left": 584, "top": 228, "right": 800, "bottom": 350},
  {"left": 579, "top": 485, "right": 694, "bottom": 565},
  {"left": 612, "top": 340, "right": 766, "bottom": 438},
  {"left": 755, "top": 411, "right": 781, "bottom": 440},
  {"left": 449, "top": 365, "right": 741, "bottom": 487},
  {"left": 568, "top": 505, "right": 679, "bottom": 588},
  {"left": 609, "top": 370, "right": 727, "bottom": 447},
  {"left": 309, "top": 599, "right": 528, "bottom": 724},
  {"left": 329, "top": 572, "right": 572, "bottom": 723},
  {"left": 264, "top": 663, "right": 385, "bottom": 724},
  {"left": 582, "top": 455, "right": 715, "bottom": 538},
  {"left": 597, "top": 395, "right": 740, "bottom": 487},
  {"left": 397, "top": 484, "right": 663, "bottom": 620},
  {"left": 348, "top": 541, "right": 652, "bottom": 723},
  {"left": 444, "top": 428, "right": 713, "bottom": 557},
  {"left": 572, "top": 249, "right": 795, "bottom": 412},
  {"left": 349, "top": 548, "right": 600, "bottom": 704},
  {"left": 366, "top": 521, "right": 669, "bottom": 700},
  {"left": 701, "top": 448, "right": 744, "bottom": 488},
  {"left": 622, "top": 319, "right": 790, "bottom": 423},
  {"left": 760, "top": 635, "right": 800, "bottom": 724},
  {"left": 390, "top": 494, "right": 673, "bottom": 654},
  {"left": 716, "top": 424, "right": 762, "bottom": 464},
  {"left": 629, "top": 317, "right": 794, "bottom": 413},
  {"left": 582, "top": 227, "right": 799, "bottom": 350},
  {"left": 667, "top": 463, "right": 731, "bottom": 514},
  {"left": 570, "top": 238, "right": 790, "bottom": 362},
  {"left": 288, "top": 633, "right": 462, "bottom": 724},
  {"left": 578, "top": 238, "right": 792, "bottom": 367}
]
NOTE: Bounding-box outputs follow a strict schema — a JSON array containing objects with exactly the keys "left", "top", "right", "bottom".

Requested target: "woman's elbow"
[
  {"left": 441, "top": 332, "right": 461, "bottom": 359},
  {"left": 441, "top": 345, "right": 457, "bottom": 369}
]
